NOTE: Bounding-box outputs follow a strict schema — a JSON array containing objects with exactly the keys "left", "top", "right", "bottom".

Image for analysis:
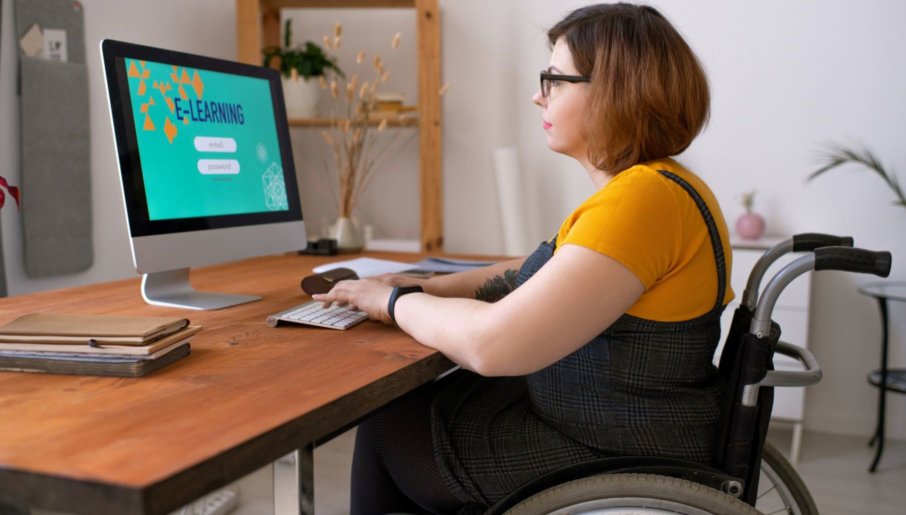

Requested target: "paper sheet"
[
  {"left": 409, "top": 257, "right": 495, "bottom": 274},
  {"left": 312, "top": 257, "right": 415, "bottom": 277},
  {"left": 313, "top": 256, "right": 497, "bottom": 277}
]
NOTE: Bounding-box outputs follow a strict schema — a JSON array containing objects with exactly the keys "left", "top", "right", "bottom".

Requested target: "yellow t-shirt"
[{"left": 555, "top": 158, "right": 734, "bottom": 322}]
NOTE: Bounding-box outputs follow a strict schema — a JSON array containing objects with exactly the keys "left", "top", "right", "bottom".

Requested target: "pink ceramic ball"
[{"left": 736, "top": 213, "right": 766, "bottom": 240}]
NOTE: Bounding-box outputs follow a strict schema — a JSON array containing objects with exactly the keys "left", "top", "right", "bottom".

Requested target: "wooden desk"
[{"left": 0, "top": 252, "right": 453, "bottom": 514}]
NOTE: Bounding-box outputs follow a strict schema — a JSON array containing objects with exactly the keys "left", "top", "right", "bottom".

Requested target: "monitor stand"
[{"left": 141, "top": 268, "right": 260, "bottom": 310}]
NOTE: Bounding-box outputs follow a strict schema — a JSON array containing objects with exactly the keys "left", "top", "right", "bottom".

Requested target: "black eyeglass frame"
[{"left": 539, "top": 71, "right": 590, "bottom": 98}]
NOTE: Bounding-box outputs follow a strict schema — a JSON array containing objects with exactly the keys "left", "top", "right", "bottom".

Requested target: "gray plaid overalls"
[{"left": 431, "top": 171, "right": 728, "bottom": 506}]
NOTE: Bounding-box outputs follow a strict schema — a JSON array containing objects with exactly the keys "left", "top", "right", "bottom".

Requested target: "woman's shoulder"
[
  {"left": 614, "top": 158, "right": 694, "bottom": 183},
  {"left": 587, "top": 160, "right": 682, "bottom": 207},
  {"left": 606, "top": 158, "right": 717, "bottom": 204}
]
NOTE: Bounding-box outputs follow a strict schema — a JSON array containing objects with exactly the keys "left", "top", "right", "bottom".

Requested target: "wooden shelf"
[
  {"left": 288, "top": 117, "right": 419, "bottom": 128},
  {"left": 261, "top": 0, "right": 416, "bottom": 8},
  {"left": 236, "top": 0, "right": 443, "bottom": 253}
]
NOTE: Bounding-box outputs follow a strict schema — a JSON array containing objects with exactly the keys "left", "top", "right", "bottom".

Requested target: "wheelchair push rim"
[
  {"left": 756, "top": 441, "right": 819, "bottom": 515},
  {"left": 502, "top": 443, "right": 818, "bottom": 515},
  {"left": 503, "top": 473, "right": 759, "bottom": 515}
]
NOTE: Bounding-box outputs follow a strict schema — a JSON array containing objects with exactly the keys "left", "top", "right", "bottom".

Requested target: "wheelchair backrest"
[{"left": 714, "top": 305, "right": 780, "bottom": 505}]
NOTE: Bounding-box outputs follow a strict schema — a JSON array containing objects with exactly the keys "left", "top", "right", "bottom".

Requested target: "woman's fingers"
[{"left": 311, "top": 279, "right": 393, "bottom": 322}]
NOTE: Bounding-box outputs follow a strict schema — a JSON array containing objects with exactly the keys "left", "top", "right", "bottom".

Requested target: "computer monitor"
[{"left": 101, "top": 39, "right": 307, "bottom": 310}]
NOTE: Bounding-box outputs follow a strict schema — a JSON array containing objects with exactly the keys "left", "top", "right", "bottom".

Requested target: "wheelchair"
[{"left": 484, "top": 234, "right": 892, "bottom": 515}]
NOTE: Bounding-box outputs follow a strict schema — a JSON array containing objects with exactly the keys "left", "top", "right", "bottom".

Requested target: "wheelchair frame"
[{"left": 486, "top": 234, "right": 891, "bottom": 515}]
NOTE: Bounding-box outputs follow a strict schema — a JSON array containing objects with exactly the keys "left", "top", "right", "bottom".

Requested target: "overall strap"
[
  {"left": 657, "top": 170, "right": 728, "bottom": 317},
  {"left": 515, "top": 235, "right": 558, "bottom": 287}
]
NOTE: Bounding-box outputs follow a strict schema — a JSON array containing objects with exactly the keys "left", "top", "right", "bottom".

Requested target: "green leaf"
[
  {"left": 808, "top": 142, "right": 906, "bottom": 209},
  {"left": 261, "top": 18, "right": 345, "bottom": 79}
]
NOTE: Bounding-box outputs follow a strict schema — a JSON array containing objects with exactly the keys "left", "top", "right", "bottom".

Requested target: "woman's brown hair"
[{"left": 549, "top": 3, "right": 709, "bottom": 173}]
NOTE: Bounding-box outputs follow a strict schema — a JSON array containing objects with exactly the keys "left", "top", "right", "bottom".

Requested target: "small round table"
[{"left": 858, "top": 281, "right": 906, "bottom": 472}]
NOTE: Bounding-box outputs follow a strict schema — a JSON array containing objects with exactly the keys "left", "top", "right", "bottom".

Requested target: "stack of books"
[
  {"left": 368, "top": 92, "right": 417, "bottom": 122},
  {"left": 0, "top": 313, "right": 201, "bottom": 377}
]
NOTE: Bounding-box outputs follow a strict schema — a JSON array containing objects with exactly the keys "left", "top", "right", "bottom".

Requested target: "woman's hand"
[{"left": 311, "top": 279, "right": 395, "bottom": 324}]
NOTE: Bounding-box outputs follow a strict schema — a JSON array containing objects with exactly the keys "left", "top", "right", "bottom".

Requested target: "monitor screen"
[
  {"left": 102, "top": 40, "right": 307, "bottom": 309},
  {"left": 125, "top": 58, "right": 289, "bottom": 222},
  {"left": 104, "top": 40, "right": 302, "bottom": 237}
]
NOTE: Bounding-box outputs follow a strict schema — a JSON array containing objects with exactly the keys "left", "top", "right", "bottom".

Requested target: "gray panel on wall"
[
  {"left": 14, "top": 0, "right": 92, "bottom": 277},
  {"left": 0, "top": 0, "right": 7, "bottom": 296}
]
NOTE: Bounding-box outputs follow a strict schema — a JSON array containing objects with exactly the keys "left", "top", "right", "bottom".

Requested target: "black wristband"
[{"left": 388, "top": 286, "right": 423, "bottom": 323}]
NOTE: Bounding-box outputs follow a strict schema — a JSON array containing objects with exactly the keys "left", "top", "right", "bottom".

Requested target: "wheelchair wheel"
[
  {"left": 757, "top": 441, "right": 819, "bottom": 515},
  {"left": 504, "top": 472, "right": 759, "bottom": 514}
]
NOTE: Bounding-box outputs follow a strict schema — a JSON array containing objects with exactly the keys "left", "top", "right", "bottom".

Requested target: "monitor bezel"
[{"left": 101, "top": 39, "right": 303, "bottom": 238}]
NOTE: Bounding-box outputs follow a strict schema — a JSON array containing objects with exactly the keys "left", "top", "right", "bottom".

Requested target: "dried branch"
[{"left": 315, "top": 26, "right": 419, "bottom": 218}]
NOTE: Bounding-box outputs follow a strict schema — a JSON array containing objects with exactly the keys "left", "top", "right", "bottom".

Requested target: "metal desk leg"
[
  {"left": 869, "top": 298, "right": 889, "bottom": 473},
  {"left": 790, "top": 421, "right": 803, "bottom": 465},
  {"left": 274, "top": 444, "right": 315, "bottom": 515}
]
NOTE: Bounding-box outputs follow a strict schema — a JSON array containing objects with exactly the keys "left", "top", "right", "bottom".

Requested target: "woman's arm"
[
  {"left": 381, "top": 257, "right": 526, "bottom": 300},
  {"left": 314, "top": 245, "right": 643, "bottom": 376}
]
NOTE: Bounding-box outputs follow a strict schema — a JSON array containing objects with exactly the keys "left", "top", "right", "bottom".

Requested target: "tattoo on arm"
[{"left": 474, "top": 269, "right": 519, "bottom": 302}]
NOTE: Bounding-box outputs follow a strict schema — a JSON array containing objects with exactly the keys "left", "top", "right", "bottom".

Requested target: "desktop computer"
[{"left": 101, "top": 40, "right": 307, "bottom": 310}]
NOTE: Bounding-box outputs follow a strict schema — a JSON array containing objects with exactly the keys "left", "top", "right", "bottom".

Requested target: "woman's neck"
[{"left": 580, "top": 158, "right": 611, "bottom": 190}]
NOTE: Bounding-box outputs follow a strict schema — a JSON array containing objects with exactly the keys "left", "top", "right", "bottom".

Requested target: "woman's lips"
[{"left": 543, "top": 121, "right": 552, "bottom": 129}]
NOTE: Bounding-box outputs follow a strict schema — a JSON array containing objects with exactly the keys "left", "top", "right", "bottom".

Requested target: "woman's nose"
[{"left": 532, "top": 89, "right": 545, "bottom": 107}]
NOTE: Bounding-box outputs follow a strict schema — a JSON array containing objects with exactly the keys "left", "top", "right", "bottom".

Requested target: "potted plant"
[
  {"left": 262, "top": 19, "right": 344, "bottom": 119},
  {"left": 736, "top": 189, "right": 766, "bottom": 240},
  {"left": 807, "top": 143, "right": 906, "bottom": 209}
]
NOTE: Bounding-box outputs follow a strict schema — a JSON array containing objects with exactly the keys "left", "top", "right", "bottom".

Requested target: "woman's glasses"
[{"left": 540, "top": 71, "right": 590, "bottom": 98}]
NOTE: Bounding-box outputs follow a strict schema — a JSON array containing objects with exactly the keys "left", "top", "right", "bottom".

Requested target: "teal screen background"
[{"left": 126, "top": 59, "right": 289, "bottom": 221}]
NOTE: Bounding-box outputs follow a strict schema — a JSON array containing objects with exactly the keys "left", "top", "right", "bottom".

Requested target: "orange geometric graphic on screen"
[
  {"left": 130, "top": 62, "right": 204, "bottom": 144},
  {"left": 129, "top": 61, "right": 151, "bottom": 98},
  {"left": 191, "top": 70, "right": 204, "bottom": 99},
  {"left": 163, "top": 117, "right": 178, "bottom": 144},
  {"left": 139, "top": 96, "right": 156, "bottom": 114}
]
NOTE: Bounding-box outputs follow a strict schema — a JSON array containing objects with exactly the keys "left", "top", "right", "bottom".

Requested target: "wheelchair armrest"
[
  {"left": 760, "top": 341, "right": 822, "bottom": 387},
  {"left": 741, "top": 341, "right": 822, "bottom": 407}
]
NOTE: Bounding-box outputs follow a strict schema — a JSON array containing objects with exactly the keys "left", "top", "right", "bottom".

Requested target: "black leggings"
[{"left": 350, "top": 383, "right": 464, "bottom": 515}]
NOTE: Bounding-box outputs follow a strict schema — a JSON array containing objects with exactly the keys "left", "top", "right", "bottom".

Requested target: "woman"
[{"left": 314, "top": 3, "right": 732, "bottom": 513}]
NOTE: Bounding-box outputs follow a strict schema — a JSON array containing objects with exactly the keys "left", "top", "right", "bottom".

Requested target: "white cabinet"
[{"left": 717, "top": 237, "right": 812, "bottom": 462}]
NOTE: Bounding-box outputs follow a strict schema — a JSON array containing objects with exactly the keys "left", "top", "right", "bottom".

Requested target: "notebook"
[
  {"left": 0, "top": 342, "right": 191, "bottom": 377},
  {"left": 0, "top": 313, "right": 189, "bottom": 345},
  {"left": 0, "top": 325, "right": 202, "bottom": 356}
]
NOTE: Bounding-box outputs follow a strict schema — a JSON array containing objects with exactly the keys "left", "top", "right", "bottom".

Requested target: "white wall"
[{"left": 1, "top": 0, "right": 905, "bottom": 440}]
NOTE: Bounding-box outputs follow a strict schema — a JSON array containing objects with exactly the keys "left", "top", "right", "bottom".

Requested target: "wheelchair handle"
[
  {"left": 742, "top": 341, "right": 822, "bottom": 407},
  {"left": 751, "top": 247, "right": 893, "bottom": 337},
  {"left": 741, "top": 233, "right": 854, "bottom": 310},
  {"left": 814, "top": 246, "right": 892, "bottom": 277},
  {"left": 792, "top": 233, "right": 854, "bottom": 252}
]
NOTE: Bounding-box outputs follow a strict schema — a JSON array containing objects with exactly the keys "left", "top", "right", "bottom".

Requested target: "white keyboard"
[{"left": 267, "top": 300, "right": 369, "bottom": 330}]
